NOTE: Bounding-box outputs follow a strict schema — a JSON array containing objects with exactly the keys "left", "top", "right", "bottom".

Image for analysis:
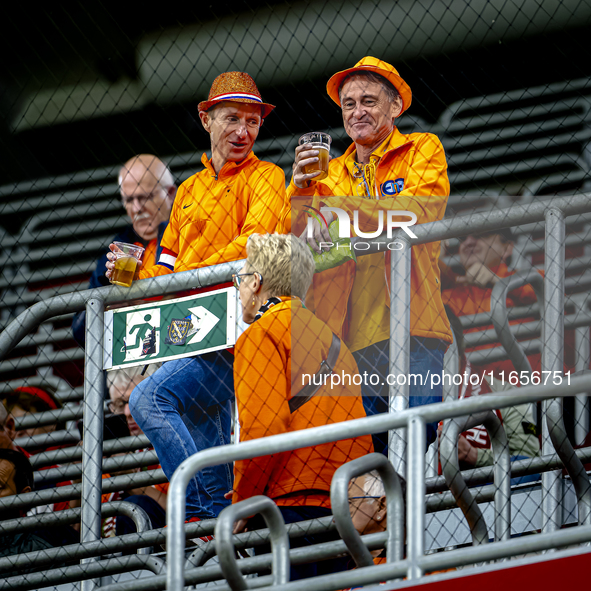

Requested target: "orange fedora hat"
[
  {"left": 326, "top": 56, "right": 412, "bottom": 115},
  {"left": 198, "top": 71, "right": 275, "bottom": 119}
]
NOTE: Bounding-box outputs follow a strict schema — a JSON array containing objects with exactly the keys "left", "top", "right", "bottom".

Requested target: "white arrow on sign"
[{"left": 187, "top": 306, "right": 221, "bottom": 345}]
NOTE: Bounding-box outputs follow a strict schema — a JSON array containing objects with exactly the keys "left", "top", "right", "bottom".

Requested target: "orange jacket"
[
  {"left": 233, "top": 298, "right": 374, "bottom": 507},
  {"left": 441, "top": 263, "right": 539, "bottom": 318},
  {"left": 140, "top": 151, "right": 285, "bottom": 278},
  {"left": 442, "top": 263, "right": 544, "bottom": 375},
  {"left": 283, "top": 127, "right": 452, "bottom": 345}
]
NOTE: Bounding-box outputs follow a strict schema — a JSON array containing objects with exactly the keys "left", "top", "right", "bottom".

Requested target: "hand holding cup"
[
  {"left": 106, "top": 242, "right": 145, "bottom": 287},
  {"left": 293, "top": 132, "right": 332, "bottom": 188}
]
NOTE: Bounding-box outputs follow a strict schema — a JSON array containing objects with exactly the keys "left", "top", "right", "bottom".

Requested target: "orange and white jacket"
[
  {"left": 282, "top": 127, "right": 452, "bottom": 345},
  {"left": 140, "top": 151, "right": 285, "bottom": 278},
  {"left": 233, "top": 298, "right": 374, "bottom": 507}
]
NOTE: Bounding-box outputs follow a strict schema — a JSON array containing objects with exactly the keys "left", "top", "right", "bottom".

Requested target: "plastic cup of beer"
[
  {"left": 299, "top": 132, "right": 331, "bottom": 180},
  {"left": 111, "top": 242, "right": 145, "bottom": 288}
]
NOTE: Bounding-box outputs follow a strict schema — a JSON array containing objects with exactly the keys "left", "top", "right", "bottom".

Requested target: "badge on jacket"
[{"left": 381, "top": 178, "right": 404, "bottom": 196}]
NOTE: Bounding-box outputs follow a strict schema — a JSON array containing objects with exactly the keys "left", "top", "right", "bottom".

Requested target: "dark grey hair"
[{"left": 338, "top": 71, "right": 400, "bottom": 105}]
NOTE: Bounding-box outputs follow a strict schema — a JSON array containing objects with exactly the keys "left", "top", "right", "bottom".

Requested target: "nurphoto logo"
[{"left": 304, "top": 205, "right": 417, "bottom": 251}]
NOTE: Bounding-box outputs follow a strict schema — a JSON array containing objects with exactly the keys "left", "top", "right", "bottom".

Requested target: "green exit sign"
[{"left": 103, "top": 287, "right": 241, "bottom": 370}]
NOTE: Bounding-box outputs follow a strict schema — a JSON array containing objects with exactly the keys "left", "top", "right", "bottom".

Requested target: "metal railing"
[
  {"left": 330, "top": 453, "right": 405, "bottom": 568},
  {"left": 1, "top": 193, "right": 591, "bottom": 589},
  {"left": 166, "top": 376, "right": 591, "bottom": 590},
  {"left": 440, "top": 411, "right": 510, "bottom": 545}
]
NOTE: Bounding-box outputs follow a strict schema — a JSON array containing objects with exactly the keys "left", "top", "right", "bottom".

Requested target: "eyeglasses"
[
  {"left": 232, "top": 272, "right": 259, "bottom": 289},
  {"left": 121, "top": 192, "right": 159, "bottom": 208}
]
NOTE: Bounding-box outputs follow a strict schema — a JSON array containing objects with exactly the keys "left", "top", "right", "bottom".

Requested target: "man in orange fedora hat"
[
  {"left": 107, "top": 71, "right": 285, "bottom": 523},
  {"left": 285, "top": 56, "right": 452, "bottom": 455}
]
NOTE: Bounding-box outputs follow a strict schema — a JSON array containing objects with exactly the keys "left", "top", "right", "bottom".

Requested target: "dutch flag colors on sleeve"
[{"left": 157, "top": 247, "right": 177, "bottom": 271}]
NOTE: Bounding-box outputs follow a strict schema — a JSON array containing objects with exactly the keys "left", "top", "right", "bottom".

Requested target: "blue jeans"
[
  {"left": 129, "top": 351, "right": 234, "bottom": 520},
  {"left": 353, "top": 337, "right": 446, "bottom": 455}
]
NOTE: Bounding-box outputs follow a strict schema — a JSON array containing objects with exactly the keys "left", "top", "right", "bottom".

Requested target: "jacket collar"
[
  {"left": 251, "top": 296, "right": 302, "bottom": 323},
  {"left": 200, "top": 150, "right": 258, "bottom": 180},
  {"left": 342, "top": 126, "right": 414, "bottom": 166}
]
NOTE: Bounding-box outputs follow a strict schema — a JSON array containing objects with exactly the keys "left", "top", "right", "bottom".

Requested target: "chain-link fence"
[{"left": 1, "top": 0, "right": 591, "bottom": 589}]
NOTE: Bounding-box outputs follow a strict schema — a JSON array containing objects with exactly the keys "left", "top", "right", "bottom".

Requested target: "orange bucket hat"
[
  {"left": 198, "top": 71, "right": 276, "bottom": 119},
  {"left": 326, "top": 56, "right": 412, "bottom": 115}
]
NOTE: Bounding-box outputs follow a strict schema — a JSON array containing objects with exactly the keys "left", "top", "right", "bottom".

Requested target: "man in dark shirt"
[{"left": 71, "top": 154, "right": 176, "bottom": 345}]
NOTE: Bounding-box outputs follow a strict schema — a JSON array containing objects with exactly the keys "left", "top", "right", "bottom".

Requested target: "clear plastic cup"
[
  {"left": 299, "top": 132, "right": 332, "bottom": 180},
  {"left": 111, "top": 241, "right": 145, "bottom": 288}
]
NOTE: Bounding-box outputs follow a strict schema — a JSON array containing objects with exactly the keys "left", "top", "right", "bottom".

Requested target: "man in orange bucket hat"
[
  {"left": 108, "top": 71, "right": 286, "bottom": 523},
  {"left": 285, "top": 56, "right": 452, "bottom": 455}
]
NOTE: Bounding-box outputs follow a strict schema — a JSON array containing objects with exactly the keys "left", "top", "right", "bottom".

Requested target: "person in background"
[
  {"left": 348, "top": 470, "right": 390, "bottom": 564},
  {"left": 1, "top": 388, "right": 81, "bottom": 545},
  {"left": 285, "top": 56, "right": 452, "bottom": 453},
  {"left": 0, "top": 449, "right": 55, "bottom": 573},
  {"left": 71, "top": 154, "right": 176, "bottom": 345},
  {"left": 345, "top": 470, "right": 453, "bottom": 581},
  {"left": 0, "top": 402, "right": 17, "bottom": 452},
  {"left": 1, "top": 386, "right": 62, "bottom": 447},
  {"left": 104, "top": 365, "right": 167, "bottom": 537},
  {"left": 231, "top": 233, "right": 373, "bottom": 580},
  {"left": 440, "top": 307, "right": 540, "bottom": 485},
  {"left": 440, "top": 228, "right": 538, "bottom": 316}
]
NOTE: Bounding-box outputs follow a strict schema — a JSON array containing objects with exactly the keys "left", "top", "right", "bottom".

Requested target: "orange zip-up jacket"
[
  {"left": 282, "top": 127, "right": 452, "bottom": 345},
  {"left": 441, "top": 263, "right": 540, "bottom": 318},
  {"left": 442, "top": 262, "right": 544, "bottom": 375},
  {"left": 140, "top": 151, "right": 286, "bottom": 278},
  {"left": 233, "top": 298, "right": 374, "bottom": 507}
]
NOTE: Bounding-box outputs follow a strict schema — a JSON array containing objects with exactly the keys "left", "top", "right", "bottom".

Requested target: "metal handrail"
[
  {"left": 1, "top": 194, "right": 589, "bottom": 358},
  {"left": 34, "top": 448, "right": 160, "bottom": 487},
  {"left": 257, "top": 527, "right": 591, "bottom": 591},
  {"left": 0, "top": 260, "right": 244, "bottom": 357},
  {"left": 216, "top": 496, "right": 290, "bottom": 590},
  {"left": 490, "top": 267, "right": 591, "bottom": 527},
  {"left": 0, "top": 468, "right": 167, "bottom": 512},
  {"left": 440, "top": 412, "right": 511, "bottom": 545},
  {"left": 0, "top": 500, "right": 149, "bottom": 541},
  {"left": 0, "top": 555, "right": 166, "bottom": 591},
  {"left": 546, "top": 400, "right": 591, "bottom": 526},
  {"left": 29, "top": 433, "right": 151, "bottom": 468},
  {"left": 186, "top": 516, "right": 336, "bottom": 569},
  {"left": 2, "top": 193, "right": 591, "bottom": 589},
  {"left": 104, "top": 532, "right": 392, "bottom": 591},
  {"left": 330, "top": 453, "right": 404, "bottom": 568},
  {"left": 0, "top": 520, "right": 214, "bottom": 576},
  {"left": 427, "top": 445, "right": 591, "bottom": 495},
  {"left": 166, "top": 374, "right": 591, "bottom": 590},
  {"left": 13, "top": 429, "right": 81, "bottom": 451},
  {"left": 490, "top": 269, "right": 545, "bottom": 375},
  {"left": 0, "top": 501, "right": 153, "bottom": 575}
]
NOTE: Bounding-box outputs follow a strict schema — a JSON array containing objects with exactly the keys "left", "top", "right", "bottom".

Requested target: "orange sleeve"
[
  {"left": 232, "top": 322, "right": 290, "bottom": 503},
  {"left": 507, "top": 271, "right": 543, "bottom": 307},
  {"left": 185, "top": 166, "right": 286, "bottom": 270},
  {"left": 138, "top": 263, "right": 174, "bottom": 279},
  {"left": 322, "top": 134, "right": 449, "bottom": 229}
]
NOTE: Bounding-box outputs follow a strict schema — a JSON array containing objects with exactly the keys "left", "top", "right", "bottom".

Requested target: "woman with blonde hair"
[{"left": 231, "top": 233, "right": 373, "bottom": 579}]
